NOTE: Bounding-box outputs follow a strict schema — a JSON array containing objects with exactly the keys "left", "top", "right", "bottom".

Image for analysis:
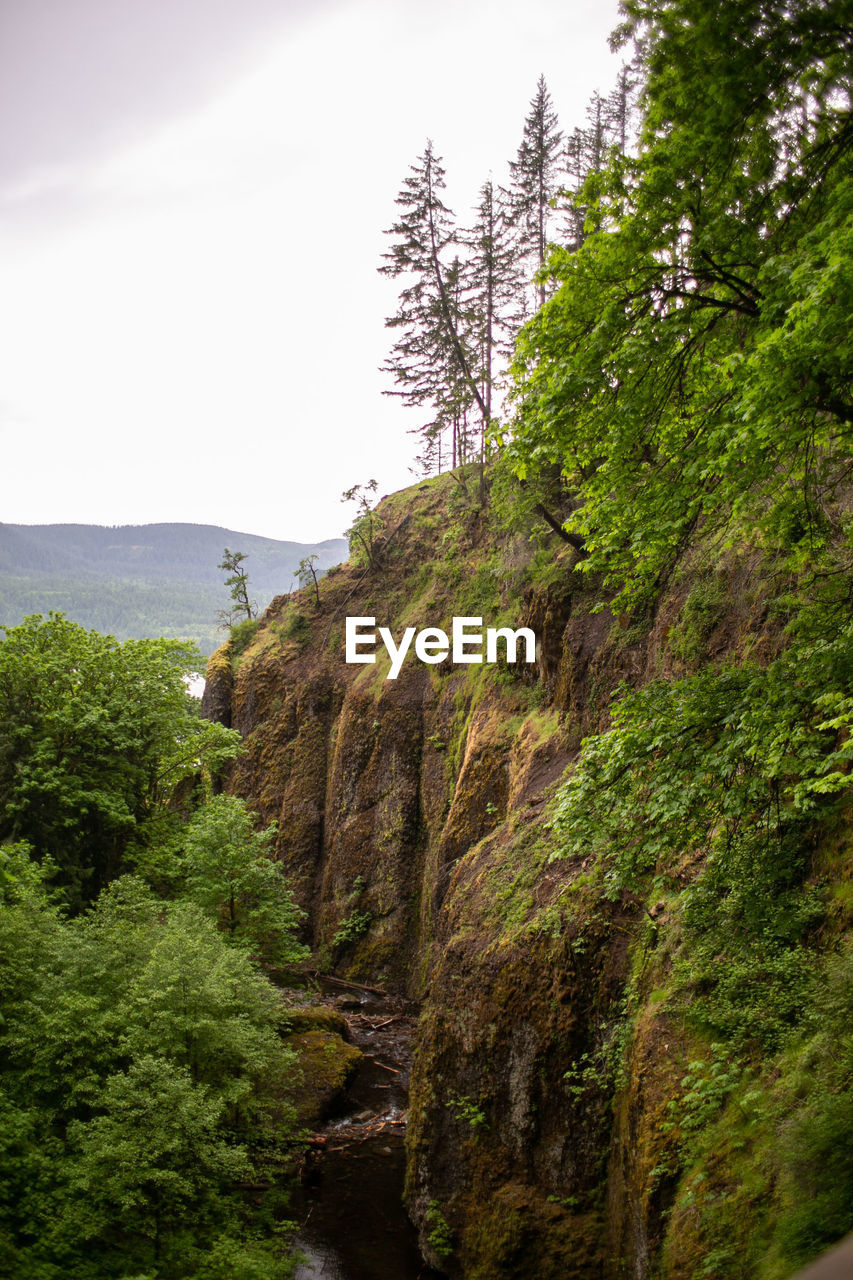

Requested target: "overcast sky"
[{"left": 1, "top": 0, "right": 623, "bottom": 543}]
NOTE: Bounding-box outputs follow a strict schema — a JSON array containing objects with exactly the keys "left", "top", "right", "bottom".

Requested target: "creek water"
[{"left": 292, "top": 979, "right": 442, "bottom": 1280}]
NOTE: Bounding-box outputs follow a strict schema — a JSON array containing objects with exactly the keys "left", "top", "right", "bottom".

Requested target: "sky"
[{"left": 1, "top": 0, "right": 624, "bottom": 544}]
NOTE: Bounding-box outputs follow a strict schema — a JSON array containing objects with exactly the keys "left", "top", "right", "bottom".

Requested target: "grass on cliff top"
[{"left": 211, "top": 468, "right": 568, "bottom": 698}]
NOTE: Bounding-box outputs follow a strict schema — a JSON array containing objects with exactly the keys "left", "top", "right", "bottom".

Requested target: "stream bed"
[{"left": 292, "top": 979, "right": 442, "bottom": 1280}]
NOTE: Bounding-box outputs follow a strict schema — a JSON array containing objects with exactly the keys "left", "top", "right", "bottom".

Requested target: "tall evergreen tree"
[
  {"left": 559, "top": 69, "right": 638, "bottom": 251},
  {"left": 379, "top": 142, "right": 488, "bottom": 473},
  {"left": 509, "top": 75, "right": 563, "bottom": 309},
  {"left": 606, "top": 64, "right": 637, "bottom": 154},
  {"left": 460, "top": 180, "right": 524, "bottom": 487},
  {"left": 561, "top": 125, "right": 589, "bottom": 250}
]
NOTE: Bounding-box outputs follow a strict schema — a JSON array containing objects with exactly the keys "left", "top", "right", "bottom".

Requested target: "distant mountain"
[{"left": 0, "top": 523, "right": 349, "bottom": 656}]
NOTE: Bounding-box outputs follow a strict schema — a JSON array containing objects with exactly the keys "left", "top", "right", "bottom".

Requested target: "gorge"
[{"left": 203, "top": 472, "right": 853, "bottom": 1279}]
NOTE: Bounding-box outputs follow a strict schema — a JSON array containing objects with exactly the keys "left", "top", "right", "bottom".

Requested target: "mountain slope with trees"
[{"left": 0, "top": 523, "right": 347, "bottom": 655}]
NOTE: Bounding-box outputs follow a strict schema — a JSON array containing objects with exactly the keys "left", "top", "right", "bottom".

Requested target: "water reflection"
[{"left": 294, "top": 1240, "right": 347, "bottom": 1278}]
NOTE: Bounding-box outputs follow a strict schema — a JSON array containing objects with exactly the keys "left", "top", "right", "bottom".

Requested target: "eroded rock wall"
[{"left": 202, "top": 476, "right": 783, "bottom": 1278}]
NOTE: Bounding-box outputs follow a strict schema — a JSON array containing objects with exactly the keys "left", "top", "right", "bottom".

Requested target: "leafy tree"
[
  {"left": 508, "top": 75, "right": 563, "bottom": 309},
  {"left": 509, "top": 0, "right": 853, "bottom": 609},
  {"left": 0, "top": 614, "right": 241, "bottom": 907},
  {"left": 0, "top": 875, "right": 298, "bottom": 1278},
  {"left": 297, "top": 554, "right": 321, "bottom": 606},
  {"left": 342, "top": 478, "right": 382, "bottom": 568},
  {"left": 65, "top": 1054, "right": 251, "bottom": 1269},
  {"left": 182, "top": 796, "right": 306, "bottom": 966},
  {"left": 218, "top": 547, "right": 256, "bottom": 625}
]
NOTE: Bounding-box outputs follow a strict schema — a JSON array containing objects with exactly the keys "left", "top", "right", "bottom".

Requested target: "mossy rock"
[
  {"left": 463, "top": 1181, "right": 603, "bottom": 1280},
  {"left": 284, "top": 1028, "right": 363, "bottom": 1127},
  {"left": 283, "top": 1006, "right": 351, "bottom": 1038}
]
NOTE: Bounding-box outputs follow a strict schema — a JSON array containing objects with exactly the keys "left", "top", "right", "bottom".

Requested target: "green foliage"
[
  {"left": 448, "top": 1093, "right": 488, "bottom": 1132},
  {"left": 332, "top": 908, "right": 372, "bottom": 948},
  {"left": 508, "top": 0, "right": 853, "bottom": 610},
  {"left": 425, "top": 1199, "right": 454, "bottom": 1261},
  {"left": 0, "top": 617, "right": 309, "bottom": 1277},
  {"left": 554, "top": 619, "right": 853, "bottom": 1051},
  {"left": 282, "top": 609, "right": 310, "bottom": 647},
  {"left": 0, "top": 876, "right": 298, "bottom": 1278},
  {"left": 341, "top": 479, "right": 382, "bottom": 569},
  {"left": 0, "top": 840, "right": 48, "bottom": 903},
  {"left": 657, "top": 947, "right": 853, "bottom": 1278},
  {"left": 230, "top": 617, "right": 261, "bottom": 659},
  {"left": 668, "top": 574, "right": 728, "bottom": 666},
  {"left": 183, "top": 795, "right": 307, "bottom": 965},
  {"left": 0, "top": 614, "right": 241, "bottom": 907},
  {"left": 773, "top": 948, "right": 853, "bottom": 1268},
  {"left": 555, "top": 623, "right": 853, "bottom": 895},
  {"left": 662, "top": 1047, "right": 745, "bottom": 1156}
]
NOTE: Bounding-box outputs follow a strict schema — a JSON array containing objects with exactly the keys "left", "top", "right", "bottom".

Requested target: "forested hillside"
[{"left": 0, "top": 523, "right": 347, "bottom": 654}]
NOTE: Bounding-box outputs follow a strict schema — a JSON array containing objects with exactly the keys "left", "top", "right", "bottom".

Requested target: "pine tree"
[
  {"left": 559, "top": 69, "right": 638, "bottom": 251},
  {"left": 379, "top": 142, "right": 488, "bottom": 473},
  {"left": 561, "top": 125, "right": 588, "bottom": 250},
  {"left": 605, "top": 64, "right": 637, "bottom": 155},
  {"left": 460, "top": 180, "right": 524, "bottom": 489},
  {"left": 509, "top": 76, "right": 563, "bottom": 309},
  {"left": 218, "top": 548, "right": 255, "bottom": 624}
]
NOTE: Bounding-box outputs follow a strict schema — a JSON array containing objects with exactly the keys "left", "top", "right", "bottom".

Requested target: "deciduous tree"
[
  {"left": 0, "top": 614, "right": 240, "bottom": 906},
  {"left": 509, "top": 0, "right": 853, "bottom": 607}
]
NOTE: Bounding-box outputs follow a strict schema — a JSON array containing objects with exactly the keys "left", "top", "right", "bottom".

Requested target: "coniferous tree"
[
  {"left": 606, "top": 64, "right": 637, "bottom": 154},
  {"left": 560, "top": 125, "right": 588, "bottom": 250},
  {"left": 509, "top": 75, "right": 563, "bottom": 309},
  {"left": 380, "top": 142, "right": 488, "bottom": 473},
  {"left": 461, "top": 180, "right": 524, "bottom": 489},
  {"left": 559, "top": 69, "right": 638, "bottom": 251},
  {"left": 218, "top": 548, "right": 255, "bottom": 625}
]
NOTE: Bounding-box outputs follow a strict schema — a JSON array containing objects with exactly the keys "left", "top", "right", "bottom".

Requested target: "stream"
[{"left": 292, "top": 979, "right": 442, "bottom": 1280}]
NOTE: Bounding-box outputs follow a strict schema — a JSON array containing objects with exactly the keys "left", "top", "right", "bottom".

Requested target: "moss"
[
  {"left": 283, "top": 1006, "right": 350, "bottom": 1037},
  {"left": 282, "top": 1028, "right": 363, "bottom": 1128},
  {"left": 205, "top": 639, "right": 233, "bottom": 679},
  {"left": 343, "top": 935, "right": 402, "bottom": 984},
  {"left": 463, "top": 1182, "right": 603, "bottom": 1280},
  {"left": 207, "top": 470, "right": 853, "bottom": 1280}
]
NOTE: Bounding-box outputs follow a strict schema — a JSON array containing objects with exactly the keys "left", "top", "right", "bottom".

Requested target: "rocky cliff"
[{"left": 204, "top": 473, "right": 851, "bottom": 1279}]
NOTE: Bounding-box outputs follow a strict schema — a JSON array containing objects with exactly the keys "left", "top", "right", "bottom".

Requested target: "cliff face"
[{"left": 204, "top": 474, "right": 850, "bottom": 1279}]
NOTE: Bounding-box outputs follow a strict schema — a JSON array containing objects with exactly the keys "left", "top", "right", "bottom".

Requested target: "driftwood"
[
  {"left": 323, "top": 1108, "right": 408, "bottom": 1152},
  {"left": 307, "top": 970, "right": 390, "bottom": 998}
]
